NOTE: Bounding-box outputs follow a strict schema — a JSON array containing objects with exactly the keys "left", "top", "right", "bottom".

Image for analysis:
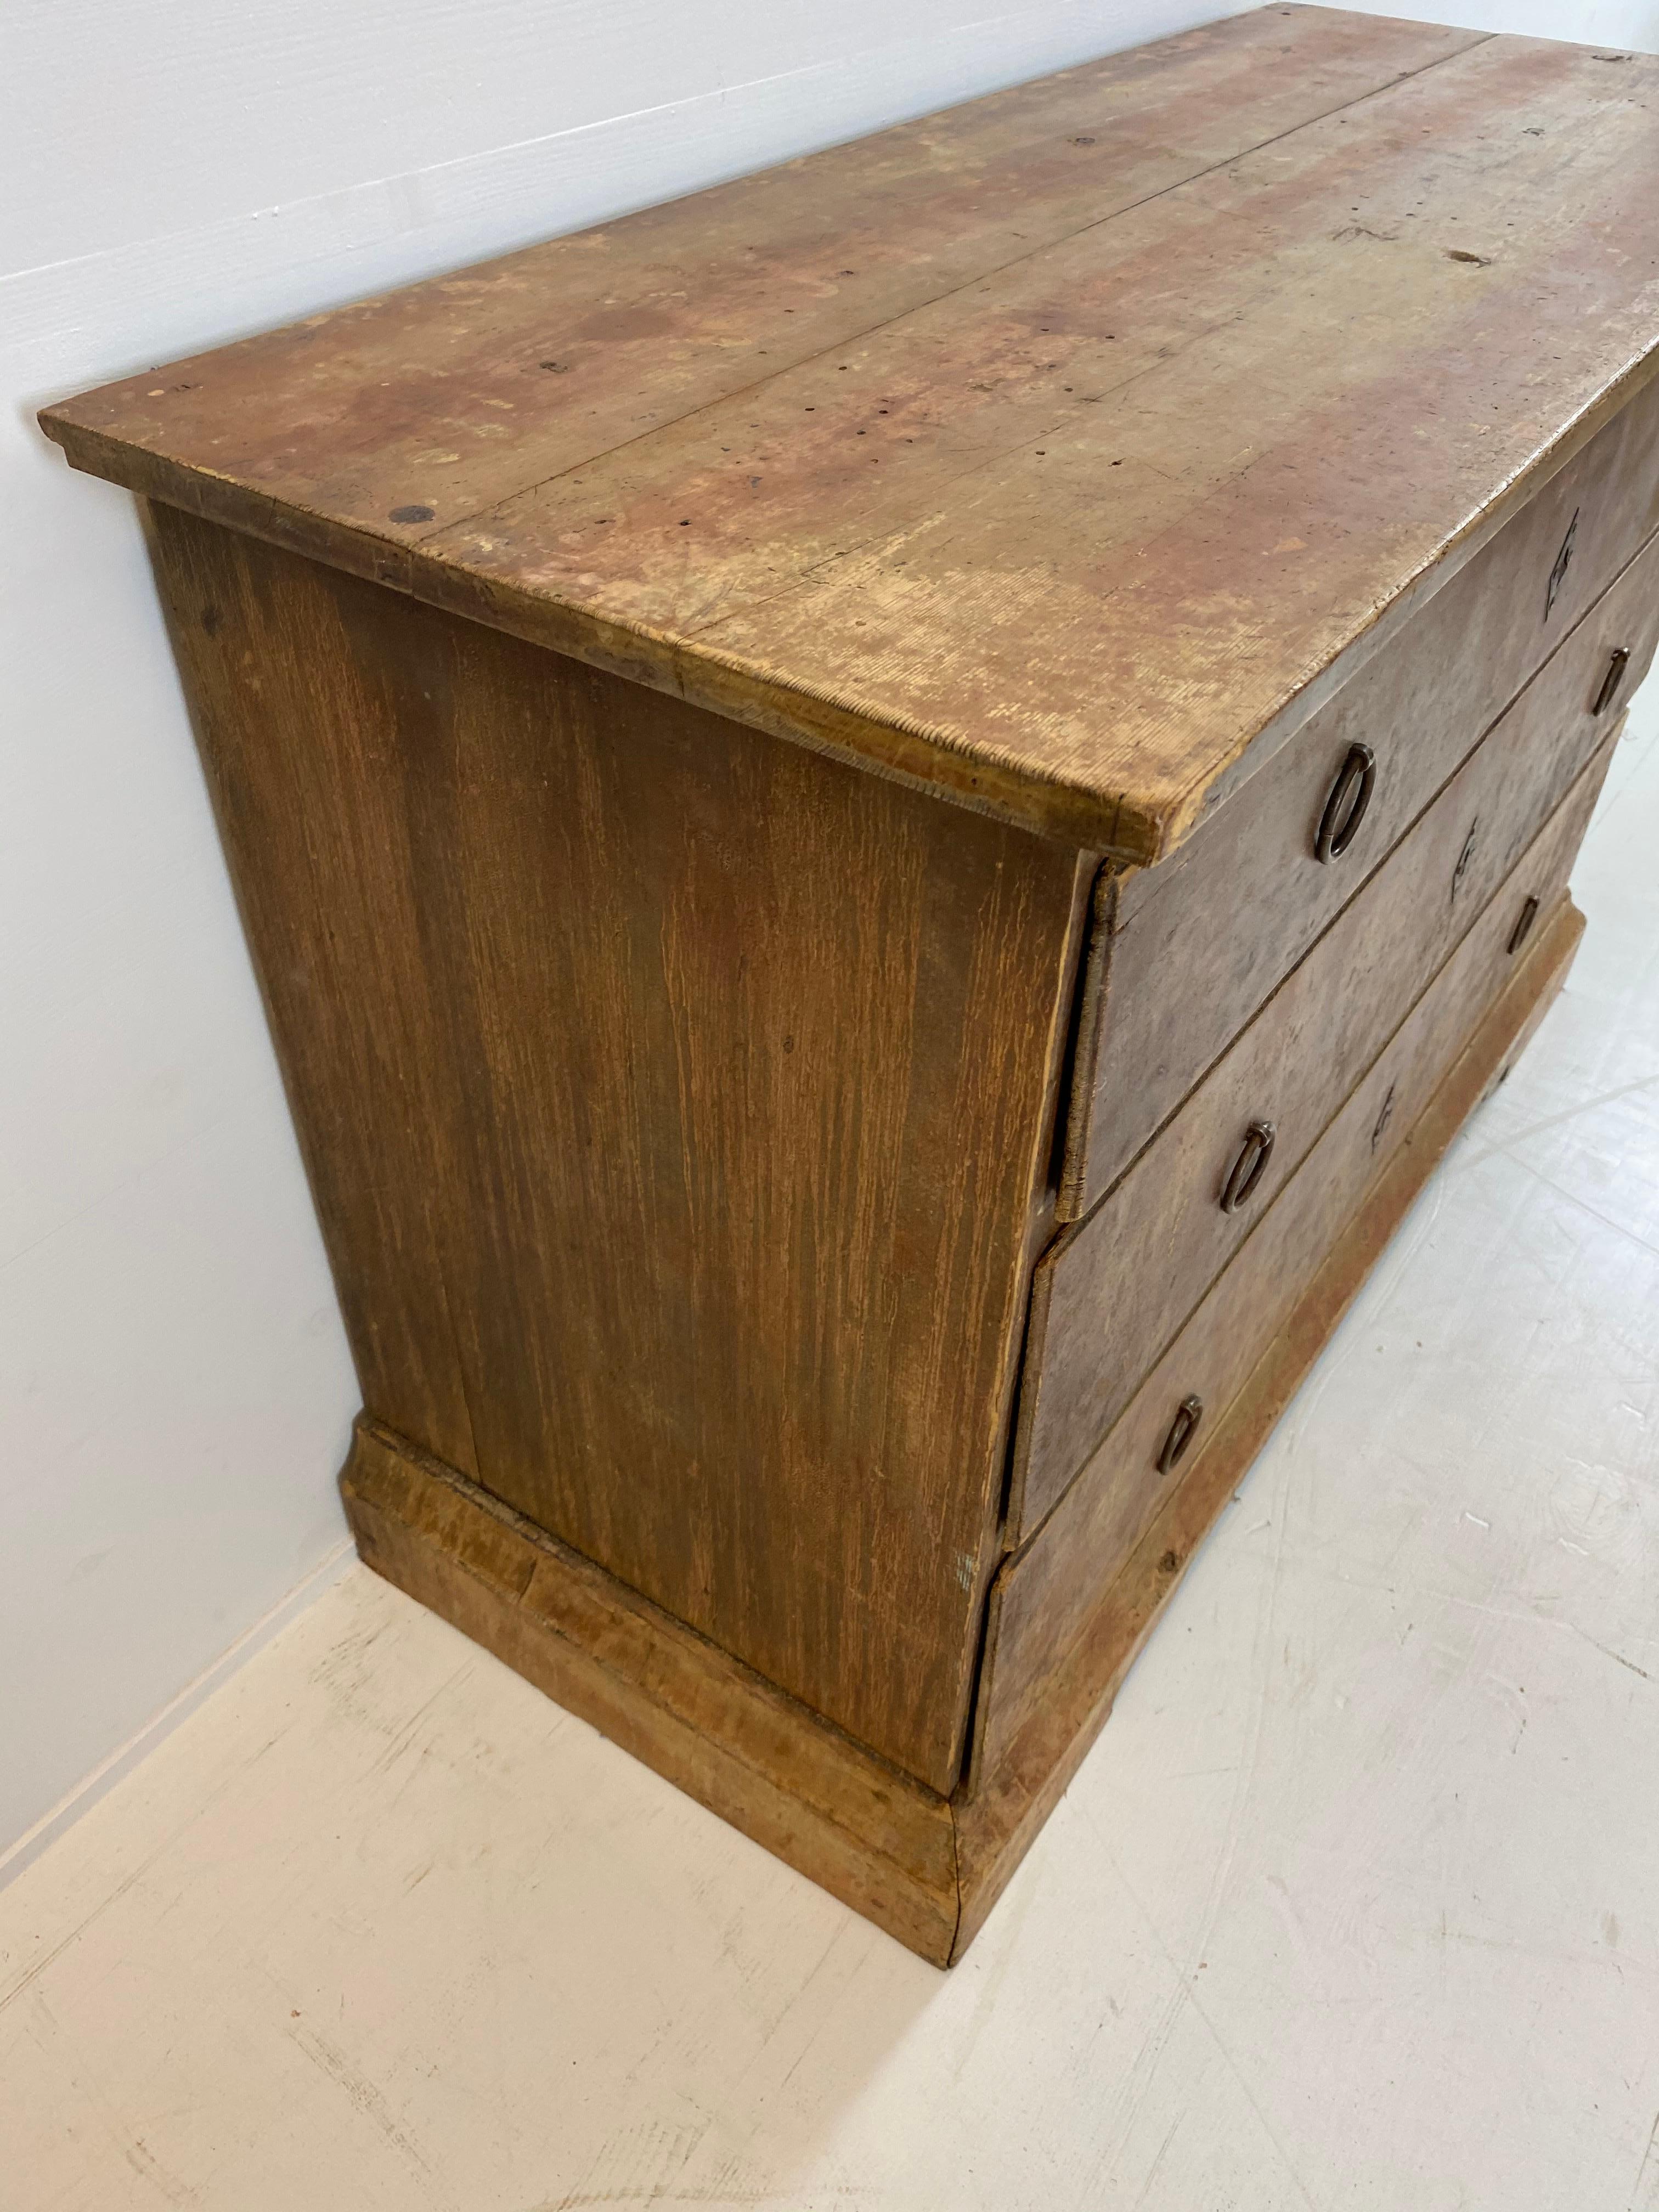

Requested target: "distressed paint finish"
[{"left": 45, "top": 11, "right": 1659, "bottom": 855}]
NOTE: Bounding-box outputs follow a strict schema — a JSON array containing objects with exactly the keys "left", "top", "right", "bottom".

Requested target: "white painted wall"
[
  {"left": 5, "top": 0, "right": 1657, "bottom": 1867},
  {"left": 1357, "top": 0, "right": 1659, "bottom": 40}
]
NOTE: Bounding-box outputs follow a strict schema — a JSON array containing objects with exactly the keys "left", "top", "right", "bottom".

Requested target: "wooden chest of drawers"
[{"left": 42, "top": 6, "right": 1659, "bottom": 1963}]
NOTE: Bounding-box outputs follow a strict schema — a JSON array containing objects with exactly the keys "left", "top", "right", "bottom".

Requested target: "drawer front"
[
  {"left": 1015, "top": 714, "right": 1621, "bottom": 1537},
  {"left": 1061, "top": 386, "right": 1659, "bottom": 1221},
  {"left": 986, "top": 768, "right": 1606, "bottom": 1756}
]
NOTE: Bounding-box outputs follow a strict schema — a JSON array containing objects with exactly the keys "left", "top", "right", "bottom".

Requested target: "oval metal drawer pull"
[
  {"left": 1507, "top": 894, "right": 1541, "bottom": 956},
  {"left": 1220, "top": 1119, "right": 1276, "bottom": 1212},
  {"left": 1157, "top": 1394, "right": 1204, "bottom": 1476},
  {"left": 1314, "top": 743, "right": 1376, "bottom": 864},
  {"left": 1593, "top": 646, "right": 1631, "bottom": 717}
]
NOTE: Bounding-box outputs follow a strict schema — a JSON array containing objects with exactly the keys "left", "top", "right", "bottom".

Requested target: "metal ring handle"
[
  {"left": 1156, "top": 1395, "right": 1204, "bottom": 1476},
  {"left": 1593, "top": 646, "right": 1631, "bottom": 718},
  {"left": 1507, "top": 894, "right": 1541, "bottom": 957},
  {"left": 1220, "top": 1119, "right": 1276, "bottom": 1213},
  {"left": 1314, "top": 743, "right": 1376, "bottom": 864}
]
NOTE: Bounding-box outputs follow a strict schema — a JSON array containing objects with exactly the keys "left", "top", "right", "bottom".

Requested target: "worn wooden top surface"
[{"left": 41, "top": 7, "right": 1659, "bottom": 856}]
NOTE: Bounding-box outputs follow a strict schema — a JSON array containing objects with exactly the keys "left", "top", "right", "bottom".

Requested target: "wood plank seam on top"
[{"left": 404, "top": 28, "right": 1496, "bottom": 563}]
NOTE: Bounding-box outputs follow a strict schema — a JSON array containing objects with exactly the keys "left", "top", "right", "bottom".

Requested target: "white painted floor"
[{"left": 5, "top": 695, "right": 1658, "bottom": 2212}]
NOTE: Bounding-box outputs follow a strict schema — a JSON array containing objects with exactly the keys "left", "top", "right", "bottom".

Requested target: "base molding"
[
  {"left": 343, "top": 900, "right": 1581, "bottom": 1966},
  {"left": 341, "top": 1419, "right": 963, "bottom": 1962}
]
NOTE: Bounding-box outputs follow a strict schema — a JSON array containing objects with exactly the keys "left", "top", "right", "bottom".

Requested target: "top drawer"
[{"left": 1059, "top": 370, "right": 1659, "bottom": 1220}]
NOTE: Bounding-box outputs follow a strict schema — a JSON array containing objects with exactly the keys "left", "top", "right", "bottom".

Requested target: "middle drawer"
[{"left": 1009, "top": 629, "right": 1634, "bottom": 1537}]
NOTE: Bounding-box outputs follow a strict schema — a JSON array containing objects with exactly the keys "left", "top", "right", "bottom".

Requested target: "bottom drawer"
[{"left": 978, "top": 728, "right": 1615, "bottom": 1762}]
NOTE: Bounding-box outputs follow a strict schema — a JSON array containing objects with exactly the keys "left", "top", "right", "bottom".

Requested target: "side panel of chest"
[{"left": 145, "top": 501, "right": 1091, "bottom": 1793}]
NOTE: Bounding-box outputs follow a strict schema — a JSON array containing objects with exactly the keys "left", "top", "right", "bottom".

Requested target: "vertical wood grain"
[
  {"left": 148, "top": 503, "right": 1089, "bottom": 1789},
  {"left": 145, "top": 504, "right": 483, "bottom": 1481}
]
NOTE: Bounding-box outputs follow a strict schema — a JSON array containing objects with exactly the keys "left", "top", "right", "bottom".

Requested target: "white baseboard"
[{"left": 0, "top": 1539, "right": 358, "bottom": 1895}]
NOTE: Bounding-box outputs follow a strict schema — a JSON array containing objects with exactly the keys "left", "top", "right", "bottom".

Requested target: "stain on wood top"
[{"left": 40, "top": 7, "right": 1659, "bottom": 855}]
